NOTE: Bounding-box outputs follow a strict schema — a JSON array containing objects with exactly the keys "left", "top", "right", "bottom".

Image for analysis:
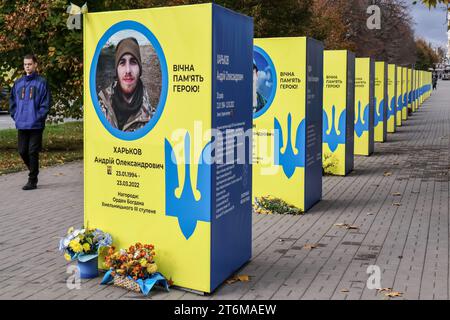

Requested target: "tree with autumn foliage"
[
  {"left": 309, "top": 0, "right": 417, "bottom": 65},
  {"left": 0, "top": 0, "right": 315, "bottom": 119},
  {"left": 0, "top": 0, "right": 440, "bottom": 119},
  {"left": 415, "top": 38, "right": 441, "bottom": 69},
  {"left": 0, "top": 0, "right": 171, "bottom": 120}
]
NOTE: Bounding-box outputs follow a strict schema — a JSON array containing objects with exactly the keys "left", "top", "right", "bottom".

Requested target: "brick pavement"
[{"left": 0, "top": 81, "right": 448, "bottom": 300}]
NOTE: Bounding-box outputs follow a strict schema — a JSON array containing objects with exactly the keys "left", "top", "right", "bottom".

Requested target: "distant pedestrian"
[
  {"left": 9, "top": 54, "right": 51, "bottom": 190},
  {"left": 432, "top": 74, "right": 437, "bottom": 91}
]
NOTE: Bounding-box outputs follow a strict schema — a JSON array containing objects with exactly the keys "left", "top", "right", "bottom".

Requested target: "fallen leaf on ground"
[
  {"left": 385, "top": 291, "right": 403, "bottom": 298},
  {"left": 334, "top": 223, "right": 347, "bottom": 227},
  {"left": 340, "top": 288, "right": 349, "bottom": 293},
  {"left": 226, "top": 275, "right": 250, "bottom": 284},
  {"left": 237, "top": 275, "right": 250, "bottom": 282},
  {"left": 392, "top": 192, "right": 401, "bottom": 196},
  {"left": 334, "top": 223, "right": 359, "bottom": 230},
  {"left": 303, "top": 244, "right": 318, "bottom": 250},
  {"left": 392, "top": 202, "right": 402, "bottom": 206},
  {"left": 376, "top": 288, "right": 393, "bottom": 293},
  {"left": 384, "top": 172, "right": 392, "bottom": 177},
  {"left": 366, "top": 212, "right": 375, "bottom": 216},
  {"left": 226, "top": 278, "right": 238, "bottom": 285}
]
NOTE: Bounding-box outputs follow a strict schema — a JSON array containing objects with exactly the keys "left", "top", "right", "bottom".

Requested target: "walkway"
[{"left": 0, "top": 81, "right": 448, "bottom": 300}]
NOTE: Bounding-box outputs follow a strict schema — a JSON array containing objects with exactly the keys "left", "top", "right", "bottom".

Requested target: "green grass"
[{"left": 0, "top": 121, "right": 83, "bottom": 175}]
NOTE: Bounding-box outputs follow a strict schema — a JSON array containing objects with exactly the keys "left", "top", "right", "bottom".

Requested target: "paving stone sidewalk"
[{"left": 0, "top": 82, "right": 449, "bottom": 300}]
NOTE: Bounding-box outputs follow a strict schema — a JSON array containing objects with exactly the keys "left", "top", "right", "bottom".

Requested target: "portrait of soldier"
[
  {"left": 253, "top": 59, "right": 267, "bottom": 114},
  {"left": 98, "top": 37, "right": 155, "bottom": 132}
]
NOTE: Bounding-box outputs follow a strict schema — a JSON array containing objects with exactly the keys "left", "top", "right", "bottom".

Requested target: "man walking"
[
  {"left": 9, "top": 54, "right": 51, "bottom": 190},
  {"left": 432, "top": 73, "right": 438, "bottom": 91}
]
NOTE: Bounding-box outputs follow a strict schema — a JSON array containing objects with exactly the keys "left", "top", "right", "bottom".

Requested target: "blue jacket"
[{"left": 9, "top": 72, "right": 51, "bottom": 130}]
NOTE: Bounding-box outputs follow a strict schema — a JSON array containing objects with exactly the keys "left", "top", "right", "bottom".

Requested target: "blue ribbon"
[{"left": 101, "top": 270, "right": 170, "bottom": 296}]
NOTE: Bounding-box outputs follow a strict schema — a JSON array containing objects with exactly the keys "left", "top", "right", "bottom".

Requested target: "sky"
[{"left": 408, "top": 1, "right": 448, "bottom": 50}]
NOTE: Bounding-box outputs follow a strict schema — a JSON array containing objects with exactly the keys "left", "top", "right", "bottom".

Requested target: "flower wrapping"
[{"left": 101, "top": 270, "right": 169, "bottom": 296}]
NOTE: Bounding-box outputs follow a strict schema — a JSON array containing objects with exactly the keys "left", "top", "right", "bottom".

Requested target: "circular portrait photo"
[
  {"left": 90, "top": 21, "right": 168, "bottom": 140},
  {"left": 253, "top": 46, "right": 277, "bottom": 118},
  {"left": 96, "top": 30, "right": 161, "bottom": 132}
]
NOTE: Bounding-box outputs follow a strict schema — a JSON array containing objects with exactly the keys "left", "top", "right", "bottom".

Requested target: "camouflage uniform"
[{"left": 98, "top": 81, "right": 155, "bottom": 132}]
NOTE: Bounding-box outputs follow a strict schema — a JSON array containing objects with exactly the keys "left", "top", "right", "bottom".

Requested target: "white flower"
[
  {"left": 63, "top": 238, "right": 71, "bottom": 247},
  {"left": 73, "top": 229, "right": 81, "bottom": 237}
]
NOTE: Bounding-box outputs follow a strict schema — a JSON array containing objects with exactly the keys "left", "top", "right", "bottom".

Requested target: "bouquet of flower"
[
  {"left": 58, "top": 227, "right": 112, "bottom": 262},
  {"left": 253, "top": 195, "right": 303, "bottom": 215},
  {"left": 101, "top": 243, "right": 169, "bottom": 295},
  {"left": 104, "top": 243, "right": 157, "bottom": 280}
]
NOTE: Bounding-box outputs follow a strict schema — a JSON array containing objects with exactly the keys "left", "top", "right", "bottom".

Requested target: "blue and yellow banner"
[
  {"left": 419, "top": 70, "right": 424, "bottom": 105},
  {"left": 396, "top": 65, "right": 402, "bottom": 127},
  {"left": 402, "top": 67, "right": 408, "bottom": 121},
  {"left": 413, "top": 69, "right": 417, "bottom": 112},
  {"left": 387, "top": 64, "right": 397, "bottom": 133},
  {"left": 407, "top": 67, "right": 412, "bottom": 113},
  {"left": 253, "top": 37, "right": 324, "bottom": 212},
  {"left": 374, "top": 61, "right": 387, "bottom": 142},
  {"left": 323, "top": 50, "right": 355, "bottom": 176},
  {"left": 354, "top": 57, "right": 374, "bottom": 156},
  {"left": 83, "top": 3, "right": 253, "bottom": 293}
]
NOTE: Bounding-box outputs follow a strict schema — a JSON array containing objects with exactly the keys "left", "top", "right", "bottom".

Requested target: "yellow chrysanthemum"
[
  {"left": 82, "top": 243, "right": 91, "bottom": 253},
  {"left": 64, "top": 253, "right": 72, "bottom": 261},
  {"left": 139, "top": 258, "right": 148, "bottom": 267},
  {"left": 146, "top": 263, "right": 157, "bottom": 274},
  {"left": 69, "top": 239, "right": 83, "bottom": 253},
  {"left": 67, "top": 227, "right": 74, "bottom": 235}
]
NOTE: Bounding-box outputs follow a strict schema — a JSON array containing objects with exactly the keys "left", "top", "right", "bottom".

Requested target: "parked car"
[{"left": 442, "top": 72, "right": 450, "bottom": 81}]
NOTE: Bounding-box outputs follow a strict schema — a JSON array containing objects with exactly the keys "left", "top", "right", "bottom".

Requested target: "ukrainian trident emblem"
[
  {"left": 273, "top": 113, "right": 305, "bottom": 179},
  {"left": 355, "top": 101, "right": 369, "bottom": 138},
  {"left": 323, "top": 105, "right": 346, "bottom": 152},
  {"left": 165, "top": 132, "right": 211, "bottom": 240}
]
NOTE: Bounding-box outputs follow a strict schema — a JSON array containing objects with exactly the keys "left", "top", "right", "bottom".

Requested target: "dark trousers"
[{"left": 18, "top": 129, "right": 43, "bottom": 183}]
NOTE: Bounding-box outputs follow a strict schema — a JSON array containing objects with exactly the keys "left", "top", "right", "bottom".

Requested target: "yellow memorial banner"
[
  {"left": 402, "top": 67, "right": 408, "bottom": 121},
  {"left": 323, "top": 50, "right": 355, "bottom": 176},
  {"left": 407, "top": 67, "right": 412, "bottom": 113},
  {"left": 387, "top": 64, "right": 397, "bottom": 133},
  {"left": 252, "top": 37, "right": 324, "bottom": 212},
  {"left": 83, "top": 3, "right": 253, "bottom": 293},
  {"left": 374, "top": 61, "right": 387, "bottom": 142},
  {"left": 354, "top": 57, "right": 374, "bottom": 156},
  {"left": 396, "top": 65, "right": 402, "bottom": 127}
]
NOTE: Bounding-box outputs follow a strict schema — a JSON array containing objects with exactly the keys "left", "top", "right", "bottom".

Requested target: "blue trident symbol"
[
  {"left": 373, "top": 97, "right": 384, "bottom": 127},
  {"left": 388, "top": 96, "right": 396, "bottom": 120},
  {"left": 397, "top": 94, "right": 403, "bottom": 112},
  {"left": 274, "top": 113, "right": 305, "bottom": 179},
  {"left": 323, "top": 105, "right": 346, "bottom": 153},
  {"left": 165, "top": 132, "right": 211, "bottom": 240},
  {"left": 354, "top": 101, "right": 369, "bottom": 138},
  {"left": 403, "top": 92, "right": 408, "bottom": 111}
]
